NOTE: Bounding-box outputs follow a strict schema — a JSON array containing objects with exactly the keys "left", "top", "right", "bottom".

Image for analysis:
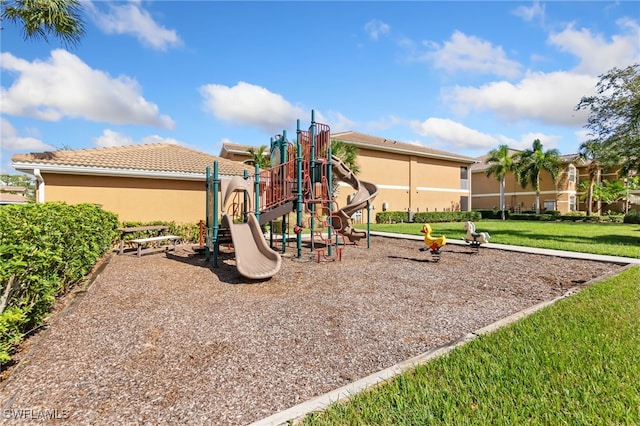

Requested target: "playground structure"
[
  {"left": 463, "top": 221, "right": 490, "bottom": 254},
  {"left": 419, "top": 223, "right": 447, "bottom": 262},
  {"left": 205, "top": 111, "right": 379, "bottom": 279}
]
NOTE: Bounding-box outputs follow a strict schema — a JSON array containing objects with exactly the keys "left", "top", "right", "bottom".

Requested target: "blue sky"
[{"left": 1, "top": 1, "right": 639, "bottom": 174}]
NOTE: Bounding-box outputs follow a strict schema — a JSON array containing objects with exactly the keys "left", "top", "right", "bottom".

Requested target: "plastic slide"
[
  {"left": 221, "top": 213, "right": 282, "bottom": 280},
  {"left": 331, "top": 155, "right": 379, "bottom": 243}
]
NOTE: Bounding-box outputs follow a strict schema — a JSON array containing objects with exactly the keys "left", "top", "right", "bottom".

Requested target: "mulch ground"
[{"left": 0, "top": 236, "right": 626, "bottom": 425}]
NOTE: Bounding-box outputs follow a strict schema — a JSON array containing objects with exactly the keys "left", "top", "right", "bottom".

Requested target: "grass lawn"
[
  {"left": 358, "top": 220, "right": 640, "bottom": 258},
  {"left": 302, "top": 267, "right": 640, "bottom": 425}
]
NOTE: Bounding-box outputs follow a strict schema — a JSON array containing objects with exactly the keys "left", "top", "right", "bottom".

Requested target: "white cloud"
[
  {"left": 364, "top": 19, "right": 390, "bottom": 40},
  {"left": 85, "top": 0, "right": 182, "bottom": 51},
  {"left": 439, "top": 19, "right": 638, "bottom": 131},
  {"left": 446, "top": 71, "right": 595, "bottom": 126},
  {"left": 422, "top": 31, "right": 522, "bottom": 79},
  {"left": 514, "top": 132, "right": 561, "bottom": 151},
  {"left": 548, "top": 19, "right": 640, "bottom": 75},
  {"left": 512, "top": 1, "right": 545, "bottom": 23},
  {"left": 316, "top": 111, "right": 357, "bottom": 133},
  {"left": 410, "top": 117, "right": 498, "bottom": 150},
  {"left": 92, "top": 129, "right": 134, "bottom": 148},
  {"left": 199, "top": 82, "right": 305, "bottom": 134},
  {"left": 92, "top": 129, "right": 183, "bottom": 148},
  {"left": 0, "top": 50, "right": 175, "bottom": 129},
  {"left": 365, "top": 115, "right": 408, "bottom": 132},
  {"left": 0, "top": 118, "right": 54, "bottom": 151}
]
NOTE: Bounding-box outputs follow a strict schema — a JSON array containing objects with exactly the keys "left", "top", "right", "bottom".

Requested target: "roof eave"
[
  {"left": 11, "top": 162, "right": 241, "bottom": 180},
  {"left": 347, "top": 140, "right": 477, "bottom": 164}
]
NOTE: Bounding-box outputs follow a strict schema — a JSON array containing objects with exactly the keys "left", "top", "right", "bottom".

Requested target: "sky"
[{"left": 1, "top": 1, "right": 639, "bottom": 175}]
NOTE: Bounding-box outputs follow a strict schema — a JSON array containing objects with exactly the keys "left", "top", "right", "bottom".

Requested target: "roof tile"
[
  {"left": 331, "top": 131, "right": 477, "bottom": 163},
  {"left": 11, "top": 143, "right": 252, "bottom": 176}
]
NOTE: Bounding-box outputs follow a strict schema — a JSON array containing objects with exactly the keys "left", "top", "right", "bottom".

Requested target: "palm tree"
[
  {"left": 514, "top": 139, "right": 562, "bottom": 214},
  {"left": 244, "top": 145, "right": 271, "bottom": 169},
  {"left": 484, "top": 144, "right": 514, "bottom": 220},
  {"left": 330, "top": 139, "right": 359, "bottom": 197},
  {"left": 1, "top": 0, "right": 85, "bottom": 47},
  {"left": 578, "top": 140, "right": 605, "bottom": 216}
]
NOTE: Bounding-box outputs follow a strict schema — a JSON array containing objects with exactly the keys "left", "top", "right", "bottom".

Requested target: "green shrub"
[
  {"left": 0, "top": 202, "right": 119, "bottom": 364},
  {"left": 475, "top": 209, "right": 510, "bottom": 219},
  {"left": 376, "top": 211, "right": 481, "bottom": 223},
  {"left": 624, "top": 211, "right": 640, "bottom": 224}
]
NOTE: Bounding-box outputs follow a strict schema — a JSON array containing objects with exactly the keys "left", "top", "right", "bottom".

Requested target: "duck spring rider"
[
  {"left": 463, "top": 221, "right": 490, "bottom": 253},
  {"left": 419, "top": 223, "right": 446, "bottom": 262}
]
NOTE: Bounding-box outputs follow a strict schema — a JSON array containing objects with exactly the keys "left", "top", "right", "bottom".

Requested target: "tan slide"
[
  {"left": 221, "top": 213, "right": 282, "bottom": 280},
  {"left": 331, "top": 155, "right": 379, "bottom": 243}
]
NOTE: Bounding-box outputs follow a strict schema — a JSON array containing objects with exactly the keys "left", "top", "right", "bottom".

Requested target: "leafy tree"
[
  {"left": 514, "top": 139, "right": 562, "bottom": 214},
  {"left": 484, "top": 144, "right": 515, "bottom": 220},
  {"left": 244, "top": 145, "right": 271, "bottom": 170},
  {"left": 577, "top": 140, "right": 607, "bottom": 216},
  {"left": 1, "top": 0, "right": 85, "bottom": 47},
  {"left": 576, "top": 64, "right": 640, "bottom": 175},
  {"left": 330, "top": 139, "right": 359, "bottom": 197}
]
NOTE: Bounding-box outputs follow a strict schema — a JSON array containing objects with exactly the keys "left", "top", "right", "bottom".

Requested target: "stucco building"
[
  {"left": 220, "top": 131, "right": 478, "bottom": 217},
  {"left": 11, "top": 144, "right": 251, "bottom": 223},
  {"left": 471, "top": 151, "right": 579, "bottom": 214}
]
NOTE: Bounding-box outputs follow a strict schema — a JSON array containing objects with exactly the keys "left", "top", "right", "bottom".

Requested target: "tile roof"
[
  {"left": 471, "top": 150, "right": 580, "bottom": 172},
  {"left": 0, "top": 193, "right": 29, "bottom": 204},
  {"left": 331, "top": 131, "right": 478, "bottom": 163},
  {"left": 220, "top": 142, "right": 271, "bottom": 156},
  {"left": 11, "top": 143, "right": 252, "bottom": 177}
]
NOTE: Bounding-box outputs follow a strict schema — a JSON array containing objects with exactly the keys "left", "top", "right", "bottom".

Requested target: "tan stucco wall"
[
  {"left": 335, "top": 148, "right": 471, "bottom": 218},
  {"left": 471, "top": 165, "right": 577, "bottom": 213},
  {"left": 42, "top": 173, "right": 205, "bottom": 223}
]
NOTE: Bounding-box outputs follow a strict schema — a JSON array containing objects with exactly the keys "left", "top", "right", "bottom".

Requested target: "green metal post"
[
  {"left": 367, "top": 203, "right": 371, "bottom": 249},
  {"left": 296, "top": 119, "right": 303, "bottom": 259},
  {"left": 205, "top": 166, "right": 211, "bottom": 262},
  {"left": 243, "top": 169, "right": 248, "bottom": 223},
  {"left": 327, "top": 144, "right": 333, "bottom": 257},
  {"left": 254, "top": 164, "right": 260, "bottom": 223},
  {"left": 309, "top": 110, "right": 316, "bottom": 251},
  {"left": 213, "top": 161, "right": 220, "bottom": 267},
  {"left": 280, "top": 131, "right": 287, "bottom": 253}
]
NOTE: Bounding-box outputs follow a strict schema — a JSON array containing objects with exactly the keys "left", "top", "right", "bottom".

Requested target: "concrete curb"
[
  {"left": 250, "top": 234, "right": 639, "bottom": 426},
  {"left": 371, "top": 231, "right": 640, "bottom": 265}
]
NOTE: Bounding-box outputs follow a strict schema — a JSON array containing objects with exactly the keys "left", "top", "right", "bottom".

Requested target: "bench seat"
[{"left": 129, "top": 235, "right": 180, "bottom": 257}]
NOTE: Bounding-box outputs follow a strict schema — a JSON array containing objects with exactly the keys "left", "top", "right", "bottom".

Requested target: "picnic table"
[{"left": 117, "top": 225, "right": 180, "bottom": 256}]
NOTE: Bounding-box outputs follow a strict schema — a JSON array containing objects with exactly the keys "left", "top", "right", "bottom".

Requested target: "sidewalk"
[{"left": 371, "top": 231, "right": 640, "bottom": 265}]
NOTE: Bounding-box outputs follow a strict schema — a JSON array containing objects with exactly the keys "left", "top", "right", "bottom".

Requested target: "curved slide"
[
  {"left": 221, "top": 213, "right": 282, "bottom": 280},
  {"left": 331, "top": 155, "right": 379, "bottom": 243}
]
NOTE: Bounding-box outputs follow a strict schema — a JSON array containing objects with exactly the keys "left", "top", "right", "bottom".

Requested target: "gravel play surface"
[{"left": 0, "top": 236, "right": 625, "bottom": 425}]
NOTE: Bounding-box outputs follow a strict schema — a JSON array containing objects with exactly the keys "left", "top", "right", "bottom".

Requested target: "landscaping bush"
[
  {"left": 475, "top": 209, "right": 510, "bottom": 220},
  {"left": 376, "top": 211, "right": 480, "bottom": 224},
  {"left": 0, "top": 203, "right": 119, "bottom": 364},
  {"left": 624, "top": 211, "right": 640, "bottom": 224}
]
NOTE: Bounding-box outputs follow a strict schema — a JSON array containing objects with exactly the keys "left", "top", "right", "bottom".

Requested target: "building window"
[
  {"left": 460, "top": 166, "right": 468, "bottom": 190},
  {"left": 569, "top": 195, "right": 576, "bottom": 212},
  {"left": 568, "top": 166, "right": 576, "bottom": 183}
]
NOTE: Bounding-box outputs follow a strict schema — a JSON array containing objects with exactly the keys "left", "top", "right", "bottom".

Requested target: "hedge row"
[
  {"left": 509, "top": 213, "right": 626, "bottom": 223},
  {"left": 0, "top": 203, "right": 119, "bottom": 364},
  {"left": 376, "top": 211, "right": 481, "bottom": 223}
]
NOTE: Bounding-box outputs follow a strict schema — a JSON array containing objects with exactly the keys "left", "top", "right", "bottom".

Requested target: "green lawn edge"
[
  {"left": 302, "top": 266, "right": 640, "bottom": 425},
  {"left": 358, "top": 221, "right": 640, "bottom": 258}
]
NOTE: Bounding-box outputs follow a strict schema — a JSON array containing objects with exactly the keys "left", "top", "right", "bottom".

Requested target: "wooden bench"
[{"left": 129, "top": 235, "right": 181, "bottom": 257}]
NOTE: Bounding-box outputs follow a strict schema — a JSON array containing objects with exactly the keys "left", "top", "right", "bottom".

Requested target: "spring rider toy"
[
  {"left": 419, "top": 223, "right": 446, "bottom": 262},
  {"left": 463, "top": 221, "right": 490, "bottom": 254}
]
